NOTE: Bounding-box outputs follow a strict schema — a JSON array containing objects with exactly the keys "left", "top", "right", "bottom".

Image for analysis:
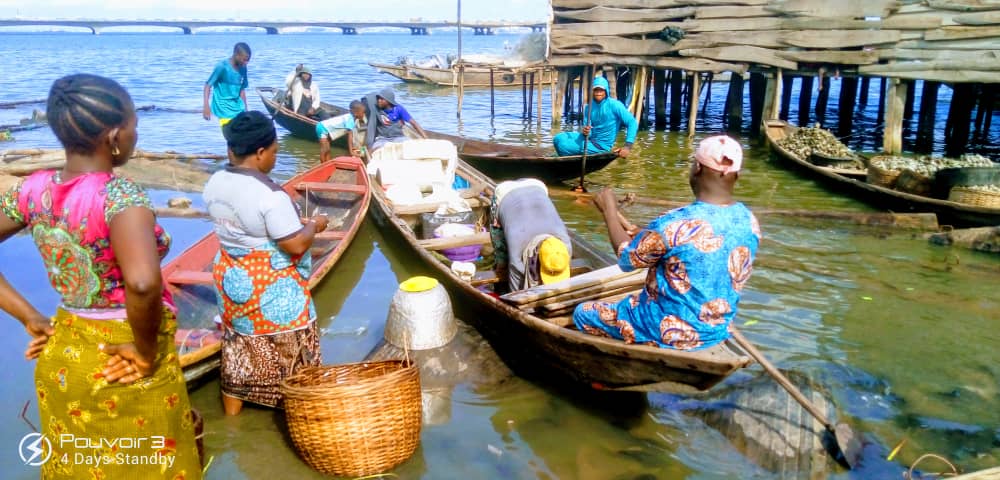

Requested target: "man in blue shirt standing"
[
  {"left": 553, "top": 76, "right": 638, "bottom": 158},
  {"left": 203, "top": 42, "right": 251, "bottom": 128}
]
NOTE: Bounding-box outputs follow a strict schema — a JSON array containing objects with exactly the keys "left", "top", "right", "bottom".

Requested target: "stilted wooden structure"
[{"left": 546, "top": 0, "right": 1000, "bottom": 154}]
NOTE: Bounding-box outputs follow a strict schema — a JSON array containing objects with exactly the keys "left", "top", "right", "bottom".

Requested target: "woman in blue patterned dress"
[
  {"left": 202, "top": 111, "right": 330, "bottom": 415},
  {"left": 574, "top": 135, "right": 761, "bottom": 351}
]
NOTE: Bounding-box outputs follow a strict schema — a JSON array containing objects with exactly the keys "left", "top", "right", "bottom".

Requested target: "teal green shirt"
[{"left": 206, "top": 58, "right": 248, "bottom": 120}]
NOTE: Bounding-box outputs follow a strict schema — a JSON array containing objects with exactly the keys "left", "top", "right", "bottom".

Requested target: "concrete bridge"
[{"left": 0, "top": 19, "right": 546, "bottom": 35}]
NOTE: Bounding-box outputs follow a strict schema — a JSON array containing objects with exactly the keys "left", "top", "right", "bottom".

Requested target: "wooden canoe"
[
  {"left": 369, "top": 62, "right": 555, "bottom": 87},
  {"left": 257, "top": 86, "right": 621, "bottom": 184},
  {"left": 765, "top": 120, "right": 1000, "bottom": 227},
  {"left": 257, "top": 87, "right": 349, "bottom": 142},
  {"left": 424, "top": 130, "right": 620, "bottom": 183},
  {"left": 165, "top": 156, "right": 371, "bottom": 385},
  {"left": 367, "top": 152, "right": 751, "bottom": 393}
]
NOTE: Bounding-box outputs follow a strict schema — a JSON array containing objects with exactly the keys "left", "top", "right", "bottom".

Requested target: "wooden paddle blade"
[{"left": 835, "top": 422, "right": 863, "bottom": 469}]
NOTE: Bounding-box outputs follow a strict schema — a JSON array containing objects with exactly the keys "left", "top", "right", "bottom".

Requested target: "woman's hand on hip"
[
  {"left": 100, "top": 342, "right": 157, "bottom": 384},
  {"left": 24, "top": 315, "right": 55, "bottom": 360}
]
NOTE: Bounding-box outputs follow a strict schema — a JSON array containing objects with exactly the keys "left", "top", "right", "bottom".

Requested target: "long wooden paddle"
[
  {"left": 573, "top": 66, "right": 594, "bottom": 193},
  {"left": 729, "top": 328, "right": 862, "bottom": 469}
]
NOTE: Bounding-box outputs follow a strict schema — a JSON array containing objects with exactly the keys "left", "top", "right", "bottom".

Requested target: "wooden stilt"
[
  {"left": 858, "top": 77, "right": 871, "bottom": 108},
  {"left": 606, "top": 66, "right": 618, "bottom": 100},
  {"left": 669, "top": 70, "right": 683, "bottom": 130},
  {"left": 554, "top": 69, "right": 567, "bottom": 125},
  {"left": 725, "top": 73, "right": 744, "bottom": 133},
  {"left": 489, "top": 67, "right": 496, "bottom": 119},
  {"left": 701, "top": 73, "right": 713, "bottom": 116},
  {"left": 945, "top": 83, "right": 976, "bottom": 158},
  {"left": 761, "top": 72, "right": 778, "bottom": 138},
  {"left": 983, "top": 85, "right": 995, "bottom": 135},
  {"left": 798, "top": 76, "right": 814, "bottom": 127},
  {"left": 877, "top": 77, "right": 887, "bottom": 125},
  {"left": 749, "top": 72, "right": 766, "bottom": 137},
  {"left": 974, "top": 84, "right": 987, "bottom": 139},
  {"left": 915, "top": 80, "right": 940, "bottom": 153},
  {"left": 521, "top": 73, "right": 528, "bottom": 118},
  {"left": 837, "top": 77, "right": 859, "bottom": 138},
  {"left": 457, "top": 62, "right": 465, "bottom": 119},
  {"left": 780, "top": 73, "right": 794, "bottom": 121},
  {"left": 903, "top": 79, "right": 916, "bottom": 120},
  {"left": 688, "top": 72, "right": 701, "bottom": 138},
  {"left": 537, "top": 69, "right": 544, "bottom": 128},
  {"left": 654, "top": 69, "right": 667, "bottom": 130},
  {"left": 814, "top": 75, "right": 831, "bottom": 127},
  {"left": 884, "top": 78, "right": 906, "bottom": 154},
  {"left": 527, "top": 72, "right": 535, "bottom": 120}
]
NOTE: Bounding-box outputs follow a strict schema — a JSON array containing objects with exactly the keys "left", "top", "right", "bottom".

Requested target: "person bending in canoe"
[
  {"left": 204, "top": 111, "right": 329, "bottom": 415},
  {"left": 285, "top": 64, "right": 329, "bottom": 121},
  {"left": 317, "top": 100, "right": 368, "bottom": 161},
  {"left": 574, "top": 135, "right": 760, "bottom": 351},
  {"left": 203, "top": 42, "right": 251, "bottom": 128},
  {"left": 490, "top": 178, "right": 573, "bottom": 291},
  {"left": 362, "top": 87, "right": 427, "bottom": 152},
  {"left": 552, "top": 75, "right": 638, "bottom": 159}
]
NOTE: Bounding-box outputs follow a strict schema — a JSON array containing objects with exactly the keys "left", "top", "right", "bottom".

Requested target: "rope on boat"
[{"left": 905, "top": 453, "right": 960, "bottom": 479}]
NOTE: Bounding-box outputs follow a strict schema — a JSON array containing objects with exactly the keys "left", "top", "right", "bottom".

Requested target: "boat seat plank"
[
  {"left": 315, "top": 230, "right": 347, "bottom": 241},
  {"left": 295, "top": 182, "right": 366, "bottom": 195},
  {"left": 167, "top": 270, "right": 214, "bottom": 285},
  {"left": 501, "top": 265, "right": 641, "bottom": 306},
  {"left": 468, "top": 258, "right": 595, "bottom": 287},
  {"left": 393, "top": 197, "right": 487, "bottom": 215},
  {"left": 418, "top": 232, "right": 491, "bottom": 251}
]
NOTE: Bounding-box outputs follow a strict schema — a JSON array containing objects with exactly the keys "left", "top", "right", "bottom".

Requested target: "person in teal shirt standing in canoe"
[
  {"left": 553, "top": 75, "right": 638, "bottom": 158},
  {"left": 203, "top": 42, "right": 251, "bottom": 128}
]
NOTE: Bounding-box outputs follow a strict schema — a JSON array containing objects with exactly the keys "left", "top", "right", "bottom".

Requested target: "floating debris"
[{"left": 777, "top": 127, "right": 854, "bottom": 160}]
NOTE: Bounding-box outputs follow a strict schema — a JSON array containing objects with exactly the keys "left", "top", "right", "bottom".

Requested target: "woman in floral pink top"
[{"left": 0, "top": 74, "right": 201, "bottom": 479}]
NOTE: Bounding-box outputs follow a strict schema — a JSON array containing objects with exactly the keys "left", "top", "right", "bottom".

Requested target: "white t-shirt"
[{"left": 203, "top": 167, "right": 304, "bottom": 250}]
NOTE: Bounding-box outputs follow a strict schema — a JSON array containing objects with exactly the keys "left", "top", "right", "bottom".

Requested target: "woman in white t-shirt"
[{"left": 203, "top": 111, "right": 330, "bottom": 415}]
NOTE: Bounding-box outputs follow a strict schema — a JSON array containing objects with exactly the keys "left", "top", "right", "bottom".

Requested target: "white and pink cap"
[{"left": 694, "top": 135, "right": 743, "bottom": 174}]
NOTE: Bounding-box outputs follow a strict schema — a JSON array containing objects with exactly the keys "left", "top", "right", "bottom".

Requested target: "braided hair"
[{"left": 46, "top": 74, "right": 134, "bottom": 154}]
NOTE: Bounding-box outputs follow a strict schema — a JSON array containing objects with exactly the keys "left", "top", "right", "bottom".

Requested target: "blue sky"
[{"left": 0, "top": 0, "right": 550, "bottom": 22}]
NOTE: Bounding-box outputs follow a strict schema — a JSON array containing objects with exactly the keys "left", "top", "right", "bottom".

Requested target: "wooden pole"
[
  {"left": 522, "top": 73, "right": 528, "bottom": 118},
  {"left": 725, "top": 73, "right": 744, "bottom": 133},
  {"left": 798, "top": 76, "right": 814, "bottom": 127},
  {"left": 903, "top": 79, "right": 916, "bottom": 120},
  {"left": 564, "top": 70, "right": 575, "bottom": 120},
  {"left": 945, "top": 83, "right": 976, "bottom": 158},
  {"left": 760, "top": 72, "right": 777, "bottom": 138},
  {"left": 688, "top": 72, "right": 701, "bottom": 138},
  {"left": 877, "top": 77, "right": 887, "bottom": 125},
  {"left": 837, "top": 77, "right": 859, "bottom": 138},
  {"left": 669, "top": 70, "right": 684, "bottom": 130},
  {"left": 772, "top": 69, "right": 783, "bottom": 120},
  {"left": 884, "top": 78, "right": 906, "bottom": 155},
  {"left": 983, "top": 85, "right": 995, "bottom": 135},
  {"left": 749, "top": 72, "right": 766, "bottom": 137},
  {"left": 457, "top": 62, "right": 465, "bottom": 119},
  {"left": 528, "top": 72, "right": 535, "bottom": 120},
  {"left": 489, "top": 67, "right": 495, "bottom": 119},
  {"left": 815, "top": 75, "right": 831, "bottom": 128},
  {"left": 974, "top": 84, "right": 988, "bottom": 138},
  {"left": 654, "top": 68, "right": 667, "bottom": 130},
  {"left": 701, "top": 72, "right": 713, "bottom": 116},
  {"left": 780, "top": 73, "right": 794, "bottom": 122},
  {"left": 858, "top": 77, "right": 871, "bottom": 108},
  {"left": 537, "top": 68, "right": 543, "bottom": 128},
  {"left": 551, "top": 68, "right": 561, "bottom": 125},
  {"left": 916, "top": 80, "right": 940, "bottom": 153},
  {"left": 456, "top": 0, "right": 462, "bottom": 119}
]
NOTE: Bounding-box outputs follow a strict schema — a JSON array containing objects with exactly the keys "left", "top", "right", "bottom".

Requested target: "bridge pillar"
[
  {"left": 474, "top": 27, "right": 484, "bottom": 35},
  {"left": 264, "top": 26, "right": 279, "bottom": 34},
  {"left": 90, "top": 27, "right": 99, "bottom": 35},
  {"left": 181, "top": 26, "right": 193, "bottom": 35},
  {"left": 409, "top": 27, "right": 427, "bottom": 35},
  {"left": 342, "top": 27, "right": 357, "bottom": 35},
  {"left": 532, "top": 26, "right": 545, "bottom": 33}
]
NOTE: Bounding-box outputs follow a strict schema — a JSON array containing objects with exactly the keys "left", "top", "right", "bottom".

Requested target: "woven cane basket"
[
  {"left": 948, "top": 187, "right": 1000, "bottom": 208},
  {"left": 280, "top": 360, "right": 422, "bottom": 477},
  {"left": 867, "top": 159, "right": 902, "bottom": 188}
]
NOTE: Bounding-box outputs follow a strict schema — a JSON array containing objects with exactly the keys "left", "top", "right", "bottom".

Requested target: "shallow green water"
[{"left": 1, "top": 32, "right": 998, "bottom": 479}]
